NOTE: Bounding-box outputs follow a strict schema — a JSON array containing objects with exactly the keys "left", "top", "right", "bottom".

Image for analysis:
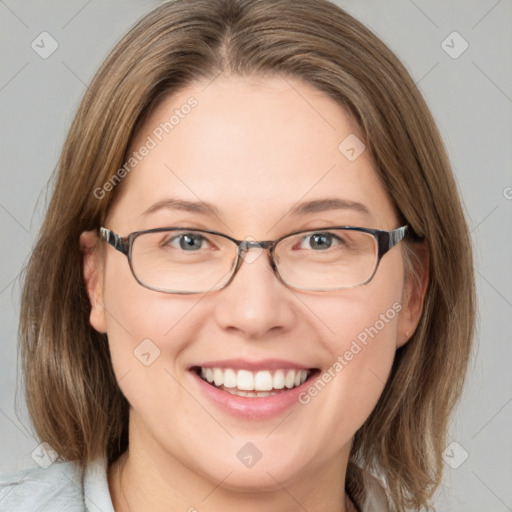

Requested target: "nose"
[{"left": 213, "top": 245, "right": 297, "bottom": 340}]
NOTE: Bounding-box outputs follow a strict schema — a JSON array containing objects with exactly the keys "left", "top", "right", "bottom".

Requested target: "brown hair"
[{"left": 19, "top": 1, "right": 475, "bottom": 510}]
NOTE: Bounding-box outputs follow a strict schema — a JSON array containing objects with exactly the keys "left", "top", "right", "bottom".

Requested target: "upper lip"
[{"left": 189, "top": 358, "right": 316, "bottom": 372}]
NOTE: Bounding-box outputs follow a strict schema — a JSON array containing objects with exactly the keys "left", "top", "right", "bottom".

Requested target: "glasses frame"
[{"left": 99, "top": 224, "right": 409, "bottom": 294}]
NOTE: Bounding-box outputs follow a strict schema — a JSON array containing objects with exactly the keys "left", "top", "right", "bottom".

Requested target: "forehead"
[{"left": 108, "top": 75, "right": 397, "bottom": 233}]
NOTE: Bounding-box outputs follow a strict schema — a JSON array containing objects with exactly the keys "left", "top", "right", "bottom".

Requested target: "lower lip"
[{"left": 189, "top": 370, "right": 319, "bottom": 419}]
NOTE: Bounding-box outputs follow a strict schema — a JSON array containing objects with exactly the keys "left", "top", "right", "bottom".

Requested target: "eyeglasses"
[{"left": 99, "top": 225, "right": 408, "bottom": 294}]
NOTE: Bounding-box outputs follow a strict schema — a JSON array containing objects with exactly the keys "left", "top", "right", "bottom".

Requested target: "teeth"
[
  {"left": 199, "top": 367, "right": 310, "bottom": 391},
  {"left": 237, "top": 370, "right": 254, "bottom": 391},
  {"left": 213, "top": 368, "right": 223, "bottom": 387},
  {"left": 273, "top": 369, "right": 285, "bottom": 389},
  {"left": 224, "top": 368, "right": 237, "bottom": 388},
  {"left": 285, "top": 370, "right": 295, "bottom": 389},
  {"left": 254, "top": 370, "right": 273, "bottom": 391},
  {"left": 224, "top": 388, "right": 279, "bottom": 398}
]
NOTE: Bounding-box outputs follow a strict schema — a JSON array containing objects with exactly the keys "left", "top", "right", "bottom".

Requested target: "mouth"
[{"left": 190, "top": 366, "right": 321, "bottom": 398}]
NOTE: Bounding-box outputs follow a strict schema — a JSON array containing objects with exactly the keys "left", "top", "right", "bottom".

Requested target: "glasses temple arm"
[{"left": 99, "top": 227, "right": 130, "bottom": 255}]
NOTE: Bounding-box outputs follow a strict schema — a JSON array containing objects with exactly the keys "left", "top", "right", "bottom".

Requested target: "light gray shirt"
[
  {"left": 0, "top": 456, "right": 389, "bottom": 511},
  {"left": 0, "top": 457, "right": 113, "bottom": 512}
]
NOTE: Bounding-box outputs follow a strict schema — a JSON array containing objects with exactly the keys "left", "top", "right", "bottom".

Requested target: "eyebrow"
[{"left": 141, "top": 197, "right": 371, "bottom": 218}]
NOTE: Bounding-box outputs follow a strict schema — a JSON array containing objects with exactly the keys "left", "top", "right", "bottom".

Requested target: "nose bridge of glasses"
[
  {"left": 238, "top": 239, "right": 274, "bottom": 253},
  {"left": 235, "top": 239, "right": 276, "bottom": 268}
]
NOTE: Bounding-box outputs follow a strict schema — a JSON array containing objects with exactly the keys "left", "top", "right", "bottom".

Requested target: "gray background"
[{"left": 1, "top": 1, "right": 511, "bottom": 510}]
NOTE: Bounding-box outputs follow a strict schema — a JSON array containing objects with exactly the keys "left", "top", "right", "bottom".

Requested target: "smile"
[
  {"left": 194, "top": 367, "right": 313, "bottom": 397},
  {"left": 188, "top": 359, "right": 321, "bottom": 418}
]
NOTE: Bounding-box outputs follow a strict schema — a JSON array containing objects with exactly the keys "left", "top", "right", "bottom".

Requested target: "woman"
[{"left": 0, "top": 0, "right": 475, "bottom": 510}]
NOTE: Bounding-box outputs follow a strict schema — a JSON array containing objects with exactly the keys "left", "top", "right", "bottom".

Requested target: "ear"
[
  {"left": 80, "top": 230, "right": 107, "bottom": 334},
  {"left": 396, "top": 241, "right": 429, "bottom": 348}
]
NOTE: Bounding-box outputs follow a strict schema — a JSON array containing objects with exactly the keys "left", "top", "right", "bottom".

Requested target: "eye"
[
  {"left": 297, "top": 232, "right": 346, "bottom": 251},
  {"left": 165, "top": 232, "right": 212, "bottom": 251}
]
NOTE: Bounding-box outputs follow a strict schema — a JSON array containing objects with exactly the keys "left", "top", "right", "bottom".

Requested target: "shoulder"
[
  {"left": 0, "top": 460, "right": 84, "bottom": 512},
  {"left": 0, "top": 455, "right": 114, "bottom": 512},
  {"left": 360, "top": 469, "right": 390, "bottom": 512}
]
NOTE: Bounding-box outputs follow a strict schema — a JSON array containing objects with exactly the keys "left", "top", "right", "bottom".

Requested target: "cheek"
[
  {"left": 295, "top": 297, "right": 400, "bottom": 460},
  {"left": 297, "top": 262, "right": 404, "bottom": 436},
  {"left": 329, "top": 298, "right": 400, "bottom": 403},
  {"left": 100, "top": 265, "right": 209, "bottom": 450},
  {"left": 100, "top": 256, "right": 203, "bottom": 382}
]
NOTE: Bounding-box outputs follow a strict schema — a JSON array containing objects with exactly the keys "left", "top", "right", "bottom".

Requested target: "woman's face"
[{"left": 84, "top": 75, "right": 420, "bottom": 491}]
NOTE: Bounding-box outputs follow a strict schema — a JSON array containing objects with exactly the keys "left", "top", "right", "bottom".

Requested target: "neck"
[{"left": 108, "top": 416, "right": 357, "bottom": 512}]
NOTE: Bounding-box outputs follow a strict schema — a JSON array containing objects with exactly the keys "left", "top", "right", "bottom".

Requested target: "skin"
[{"left": 80, "top": 75, "right": 428, "bottom": 512}]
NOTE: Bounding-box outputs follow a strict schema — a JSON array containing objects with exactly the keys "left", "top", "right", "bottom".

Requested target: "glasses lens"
[
  {"left": 131, "top": 230, "right": 236, "bottom": 293},
  {"left": 275, "top": 229, "right": 378, "bottom": 291}
]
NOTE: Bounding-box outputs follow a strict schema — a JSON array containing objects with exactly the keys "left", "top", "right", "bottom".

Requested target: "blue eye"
[
  {"left": 166, "top": 233, "right": 210, "bottom": 251},
  {"left": 299, "top": 232, "right": 344, "bottom": 250}
]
